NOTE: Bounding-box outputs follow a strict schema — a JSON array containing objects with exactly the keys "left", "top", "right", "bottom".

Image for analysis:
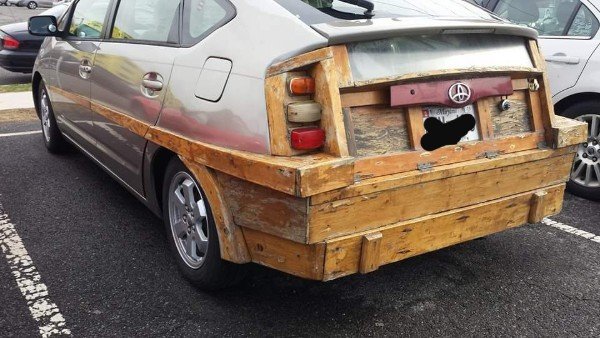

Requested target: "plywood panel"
[{"left": 350, "top": 106, "right": 410, "bottom": 157}]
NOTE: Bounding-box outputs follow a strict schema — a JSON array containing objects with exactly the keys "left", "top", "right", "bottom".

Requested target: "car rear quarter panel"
[{"left": 156, "top": 0, "right": 328, "bottom": 154}]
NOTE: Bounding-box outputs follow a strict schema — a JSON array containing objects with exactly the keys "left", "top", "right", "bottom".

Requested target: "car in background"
[
  {"left": 472, "top": 0, "right": 600, "bottom": 200},
  {"left": 9, "top": 0, "right": 56, "bottom": 9},
  {"left": 0, "top": 3, "right": 69, "bottom": 73}
]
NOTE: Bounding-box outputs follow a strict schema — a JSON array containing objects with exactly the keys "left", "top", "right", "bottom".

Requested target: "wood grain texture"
[
  {"left": 243, "top": 228, "right": 326, "bottom": 280},
  {"left": 91, "top": 101, "right": 151, "bottom": 136},
  {"left": 181, "top": 159, "right": 251, "bottom": 263},
  {"left": 265, "top": 73, "right": 294, "bottom": 156},
  {"left": 355, "top": 132, "right": 544, "bottom": 180},
  {"left": 216, "top": 172, "right": 309, "bottom": 243},
  {"left": 406, "top": 106, "right": 426, "bottom": 150},
  {"left": 529, "top": 190, "right": 548, "bottom": 223},
  {"left": 359, "top": 233, "right": 382, "bottom": 274},
  {"left": 476, "top": 98, "right": 495, "bottom": 140},
  {"left": 331, "top": 45, "right": 354, "bottom": 88},
  {"left": 552, "top": 115, "right": 588, "bottom": 148},
  {"left": 311, "top": 146, "right": 576, "bottom": 205},
  {"left": 528, "top": 40, "right": 557, "bottom": 144},
  {"left": 489, "top": 91, "right": 533, "bottom": 137},
  {"left": 350, "top": 106, "right": 410, "bottom": 157},
  {"left": 323, "top": 184, "right": 565, "bottom": 280},
  {"left": 527, "top": 90, "right": 546, "bottom": 132},
  {"left": 266, "top": 47, "right": 333, "bottom": 77},
  {"left": 309, "top": 154, "right": 572, "bottom": 243}
]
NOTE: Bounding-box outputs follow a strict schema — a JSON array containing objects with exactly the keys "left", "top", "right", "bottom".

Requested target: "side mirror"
[{"left": 29, "top": 16, "right": 59, "bottom": 37}]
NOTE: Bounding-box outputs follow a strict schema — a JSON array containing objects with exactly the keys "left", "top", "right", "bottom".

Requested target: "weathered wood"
[
  {"left": 91, "top": 101, "right": 151, "bottom": 137},
  {"left": 406, "top": 106, "right": 426, "bottom": 150},
  {"left": 489, "top": 91, "right": 533, "bottom": 137},
  {"left": 552, "top": 115, "right": 588, "bottom": 148},
  {"left": 331, "top": 45, "right": 354, "bottom": 88},
  {"left": 528, "top": 40, "right": 557, "bottom": 144},
  {"left": 359, "top": 232, "right": 382, "bottom": 274},
  {"left": 309, "top": 154, "right": 572, "bottom": 243},
  {"left": 296, "top": 157, "right": 355, "bottom": 197},
  {"left": 342, "top": 108, "right": 358, "bottom": 157},
  {"left": 355, "top": 132, "right": 544, "bottom": 180},
  {"left": 311, "top": 59, "right": 350, "bottom": 157},
  {"left": 181, "top": 159, "right": 251, "bottom": 263},
  {"left": 311, "top": 146, "right": 576, "bottom": 205},
  {"left": 527, "top": 90, "right": 546, "bottom": 132},
  {"left": 529, "top": 191, "right": 548, "bottom": 223},
  {"left": 323, "top": 184, "right": 565, "bottom": 280},
  {"left": 216, "top": 172, "right": 309, "bottom": 243},
  {"left": 265, "top": 73, "right": 294, "bottom": 156},
  {"left": 266, "top": 47, "right": 333, "bottom": 77},
  {"left": 350, "top": 106, "right": 410, "bottom": 157},
  {"left": 243, "top": 228, "right": 326, "bottom": 280},
  {"left": 476, "top": 98, "right": 495, "bottom": 140}
]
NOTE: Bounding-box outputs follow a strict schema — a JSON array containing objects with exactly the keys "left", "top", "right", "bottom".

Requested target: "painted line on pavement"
[
  {"left": 0, "top": 130, "right": 42, "bottom": 138},
  {"left": 0, "top": 204, "right": 71, "bottom": 337},
  {"left": 543, "top": 218, "right": 600, "bottom": 244}
]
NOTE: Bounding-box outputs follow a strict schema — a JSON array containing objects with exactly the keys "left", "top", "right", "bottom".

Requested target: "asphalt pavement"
[{"left": 0, "top": 118, "right": 599, "bottom": 337}]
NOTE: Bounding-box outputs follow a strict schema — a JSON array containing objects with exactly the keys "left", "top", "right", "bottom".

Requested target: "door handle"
[
  {"left": 546, "top": 54, "right": 580, "bottom": 65},
  {"left": 142, "top": 79, "right": 163, "bottom": 91},
  {"left": 79, "top": 65, "right": 92, "bottom": 73}
]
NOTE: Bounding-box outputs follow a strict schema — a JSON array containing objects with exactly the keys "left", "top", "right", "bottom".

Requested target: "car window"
[
  {"left": 111, "top": 0, "right": 181, "bottom": 44},
  {"left": 68, "top": 0, "right": 111, "bottom": 39},
  {"left": 181, "top": 0, "right": 235, "bottom": 46},
  {"left": 494, "top": 0, "right": 597, "bottom": 37},
  {"left": 567, "top": 4, "right": 599, "bottom": 37}
]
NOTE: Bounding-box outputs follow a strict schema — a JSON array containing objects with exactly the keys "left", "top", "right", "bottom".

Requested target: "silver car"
[
  {"left": 28, "top": 0, "right": 584, "bottom": 289},
  {"left": 12, "top": 0, "right": 56, "bottom": 9}
]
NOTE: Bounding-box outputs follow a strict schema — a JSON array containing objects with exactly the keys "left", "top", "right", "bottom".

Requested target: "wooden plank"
[
  {"left": 488, "top": 91, "right": 533, "bottom": 137},
  {"left": 529, "top": 191, "right": 548, "bottom": 223},
  {"left": 512, "top": 78, "right": 529, "bottom": 90},
  {"left": 323, "top": 184, "right": 565, "bottom": 280},
  {"left": 266, "top": 47, "right": 333, "bottom": 77},
  {"left": 406, "top": 106, "right": 426, "bottom": 150},
  {"left": 476, "top": 98, "right": 494, "bottom": 140},
  {"left": 331, "top": 45, "right": 354, "bottom": 88},
  {"left": 265, "top": 73, "right": 294, "bottom": 156},
  {"left": 311, "top": 146, "right": 576, "bottom": 205},
  {"left": 342, "top": 108, "right": 358, "bottom": 157},
  {"left": 355, "top": 132, "right": 544, "bottom": 180},
  {"left": 528, "top": 40, "right": 557, "bottom": 144},
  {"left": 181, "top": 159, "right": 251, "bottom": 263},
  {"left": 350, "top": 106, "right": 411, "bottom": 156},
  {"left": 359, "top": 232, "right": 382, "bottom": 274},
  {"left": 552, "top": 115, "right": 588, "bottom": 148},
  {"left": 340, "top": 90, "right": 389, "bottom": 108},
  {"left": 242, "top": 228, "right": 326, "bottom": 280},
  {"left": 527, "top": 90, "right": 546, "bottom": 132},
  {"left": 309, "top": 154, "right": 572, "bottom": 243},
  {"left": 311, "top": 59, "right": 350, "bottom": 157},
  {"left": 296, "top": 157, "right": 355, "bottom": 197},
  {"left": 91, "top": 101, "right": 151, "bottom": 137},
  {"left": 216, "top": 172, "right": 309, "bottom": 243}
]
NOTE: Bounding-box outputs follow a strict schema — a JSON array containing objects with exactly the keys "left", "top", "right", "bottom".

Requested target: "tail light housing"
[
  {"left": 291, "top": 127, "right": 326, "bottom": 150},
  {"left": 0, "top": 32, "right": 20, "bottom": 50},
  {"left": 289, "top": 76, "right": 315, "bottom": 96}
]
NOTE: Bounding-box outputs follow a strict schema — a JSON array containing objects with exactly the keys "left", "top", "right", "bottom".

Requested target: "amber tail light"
[
  {"left": 290, "top": 127, "right": 326, "bottom": 150},
  {"left": 289, "top": 77, "right": 315, "bottom": 96}
]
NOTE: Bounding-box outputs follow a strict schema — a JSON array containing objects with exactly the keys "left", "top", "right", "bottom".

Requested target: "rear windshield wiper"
[{"left": 339, "top": 0, "right": 375, "bottom": 18}]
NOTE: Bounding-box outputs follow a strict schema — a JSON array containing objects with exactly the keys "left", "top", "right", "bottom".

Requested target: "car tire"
[
  {"left": 162, "top": 158, "right": 247, "bottom": 290},
  {"left": 38, "top": 82, "right": 67, "bottom": 153},
  {"left": 560, "top": 101, "right": 600, "bottom": 201},
  {"left": 27, "top": 1, "right": 37, "bottom": 9}
]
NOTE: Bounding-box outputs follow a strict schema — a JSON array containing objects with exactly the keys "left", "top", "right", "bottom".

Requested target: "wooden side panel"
[
  {"left": 265, "top": 74, "right": 294, "bottom": 156},
  {"left": 216, "top": 172, "right": 309, "bottom": 243},
  {"left": 552, "top": 115, "right": 588, "bottom": 148},
  {"left": 309, "top": 154, "right": 572, "bottom": 243},
  {"left": 323, "top": 184, "right": 565, "bottom": 280},
  {"left": 489, "top": 91, "right": 533, "bottom": 137},
  {"left": 297, "top": 158, "right": 355, "bottom": 197},
  {"left": 181, "top": 159, "right": 251, "bottom": 263},
  {"left": 350, "top": 106, "right": 411, "bottom": 157},
  {"left": 243, "top": 228, "right": 326, "bottom": 280}
]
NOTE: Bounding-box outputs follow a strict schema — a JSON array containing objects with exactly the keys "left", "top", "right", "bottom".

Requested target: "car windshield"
[
  {"left": 40, "top": 4, "right": 69, "bottom": 18},
  {"left": 276, "top": 0, "right": 494, "bottom": 23}
]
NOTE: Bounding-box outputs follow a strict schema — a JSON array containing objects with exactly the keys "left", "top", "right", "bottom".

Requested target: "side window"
[
  {"left": 68, "top": 0, "right": 111, "bottom": 39},
  {"left": 495, "top": 0, "right": 583, "bottom": 36},
  {"left": 111, "top": 0, "right": 181, "bottom": 44},
  {"left": 567, "top": 4, "right": 600, "bottom": 37},
  {"left": 182, "top": 0, "right": 235, "bottom": 45}
]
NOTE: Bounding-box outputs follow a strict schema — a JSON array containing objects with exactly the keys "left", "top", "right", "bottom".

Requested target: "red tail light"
[
  {"left": 290, "top": 127, "right": 326, "bottom": 150},
  {"left": 1, "top": 34, "right": 20, "bottom": 50}
]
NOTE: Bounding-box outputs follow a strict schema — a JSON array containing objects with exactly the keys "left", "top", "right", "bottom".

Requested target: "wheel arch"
[
  {"left": 555, "top": 92, "right": 600, "bottom": 115},
  {"left": 32, "top": 72, "right": 43, "bottom": 119}
]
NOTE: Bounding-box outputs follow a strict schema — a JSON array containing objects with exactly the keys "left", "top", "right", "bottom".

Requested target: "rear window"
[{"left": 275, "top": 0, "right": 496, "bottom": 24}]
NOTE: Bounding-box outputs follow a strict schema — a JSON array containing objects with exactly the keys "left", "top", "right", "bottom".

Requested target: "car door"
[
  {"left": 491, "top": 0, "right": 600, "bottom": 96},
  {"left": 47, "top": 0, "right": 111, "bottom": 148},
  {"left": 89, "top": 0, "right": 181, "bottom": 194}
]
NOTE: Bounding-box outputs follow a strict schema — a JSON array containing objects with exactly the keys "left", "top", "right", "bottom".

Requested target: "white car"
[{"left": 477, "top": 0, "right": 600, "bottom": 200}]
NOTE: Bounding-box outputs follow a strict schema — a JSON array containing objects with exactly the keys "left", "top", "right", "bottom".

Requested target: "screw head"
[
  {"left": 594, "top": 157, "right": 598, "bottom": 162},
  {"left": 584, "top": 143, "right": 589, "bottom": 148},
  {"left": 583, "top": 153, "right": 589, "bottom": 159},
  {"left": 593, "top": 140, "right": 599, "bottom": 146}
]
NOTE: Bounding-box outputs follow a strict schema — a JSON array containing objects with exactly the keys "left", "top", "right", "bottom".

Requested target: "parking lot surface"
[{"left": 0, "top": 117, "right": 599, "bottom": 337}]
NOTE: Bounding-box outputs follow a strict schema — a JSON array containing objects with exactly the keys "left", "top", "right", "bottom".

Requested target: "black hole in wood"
[{"left": 420, "top": 114, "right": 476, "bottom": 151}]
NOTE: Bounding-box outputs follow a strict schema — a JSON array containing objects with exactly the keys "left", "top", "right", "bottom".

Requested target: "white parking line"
[
  {"left": 542, "top": 218, "right": 600, "bottom": 243},
  {"left": 0, "top": 206, "right": 71, "bottom": 337},
  {"left": 0, "top": 130, "right": 42, "bottom": 138}
]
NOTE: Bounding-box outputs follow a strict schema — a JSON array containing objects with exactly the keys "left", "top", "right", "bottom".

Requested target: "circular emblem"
[{"left": 448, "top": 82, "right": 472, "bottom": 105}]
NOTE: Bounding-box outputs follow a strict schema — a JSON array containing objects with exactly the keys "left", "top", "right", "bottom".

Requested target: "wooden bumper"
[{"left": 243, "top": 183, "right": 566, "bottom": 281}]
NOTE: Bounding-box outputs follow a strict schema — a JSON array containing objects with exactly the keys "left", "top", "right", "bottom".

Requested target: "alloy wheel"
[
  {"left": 168, "top": 172, "right": 209, "bottom": 269},
  {"left": 27, "top": 1, "right": 36, "bottom": 9},
  {"left": 571, "top": 114, "right": 600, "bottom": 188}
]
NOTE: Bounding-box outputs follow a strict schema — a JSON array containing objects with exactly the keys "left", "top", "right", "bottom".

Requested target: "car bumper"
[{"left": 0, "top": 49, "right": 37, "bottom": 73}]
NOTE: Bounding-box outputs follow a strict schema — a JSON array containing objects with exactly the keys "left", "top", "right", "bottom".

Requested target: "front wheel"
[
  {"left": 162, "top": 158, "right": 247, "bottom": 290},
  {"left": 561, "top": 101, "right": 600, "bottom": 200},
  {"left": 38, "top": 82, "right": 66, "bottom": 153},
  {"left": 27, "top": 1, "right": 37, "bottom": 9}
]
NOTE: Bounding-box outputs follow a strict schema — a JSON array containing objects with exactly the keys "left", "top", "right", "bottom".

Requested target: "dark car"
[{"left": 0, "top": 3, "right": 68, "bottom": 73}]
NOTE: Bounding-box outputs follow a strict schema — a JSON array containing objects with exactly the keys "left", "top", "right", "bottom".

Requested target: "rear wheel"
[
  {"left": 38, "top": 82, "right": 66, "bottom": 153},
  {"left": 27, "top": 1, "right": 37, "bottom": 9},
  {"left": 162, "top": 158, "right": 246, "bottom": 290},
  {"left": 561, "top": 101, "right": 600, "bottom": 200}
]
